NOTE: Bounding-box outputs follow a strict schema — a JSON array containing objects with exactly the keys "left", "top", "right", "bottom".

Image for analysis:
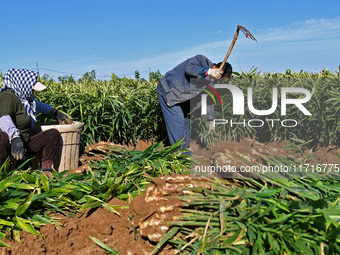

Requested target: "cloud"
[
  {"left": 126, "top": 18, "right": 339, "bottom": 77},
  {"left": 45, "top": 17, "right": 340, "bottom": 79}
]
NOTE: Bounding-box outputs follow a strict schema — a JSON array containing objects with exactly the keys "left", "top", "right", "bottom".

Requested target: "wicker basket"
[{"left": 40, "top": 121, "right": 84, "bottom": 172}]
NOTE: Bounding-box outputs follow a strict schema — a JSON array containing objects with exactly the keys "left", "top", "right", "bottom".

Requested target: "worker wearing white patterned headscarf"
[{"left": 0, "top": 68, "right": 71, "bottom": 173}]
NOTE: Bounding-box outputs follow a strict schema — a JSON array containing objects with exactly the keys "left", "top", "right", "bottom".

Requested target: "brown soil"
[
  {"left": 0, "top": 197, "right": 157, "bottom": 255},
  {"left": 1, "top": 139, "right": 338, "bottom": 254},
  {"left": 190, "top": 138, "right": 340, "bottom": 177},
  {"left": 191, "top": 138, "right": 340, "bottom": 165},
  {"left": 0, "top": 174, "right": 202, "bottom": 255}
]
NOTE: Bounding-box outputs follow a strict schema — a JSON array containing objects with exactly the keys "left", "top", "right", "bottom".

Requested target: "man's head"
[{"left": 212, "top": 62, "right": 232, "bottom": 78}]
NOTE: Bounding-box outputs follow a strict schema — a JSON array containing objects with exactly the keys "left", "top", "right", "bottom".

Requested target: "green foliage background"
[
  {"left": 191, "top": 69, "right": 340, "bottom": 148},
  {"left": 33, "top": 68, "right": 340, "bottom": 149},
  {"left": 36, "top": 71, "right": 166, "bottom": 146}
]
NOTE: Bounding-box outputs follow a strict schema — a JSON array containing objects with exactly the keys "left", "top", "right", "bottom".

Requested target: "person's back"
[
  {"left": 159, "top": 54, "right": 214, "bottom": 107},
  {"left": 156, "top": 54, "right": 232, "bottom": 151}
]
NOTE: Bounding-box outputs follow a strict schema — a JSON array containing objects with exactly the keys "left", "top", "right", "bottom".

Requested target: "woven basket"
[{"left": 40, "top": 121, "right": 84, "bottom": 172}]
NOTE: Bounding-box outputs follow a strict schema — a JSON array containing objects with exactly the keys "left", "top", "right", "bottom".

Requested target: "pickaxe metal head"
[{"left": 237, "top": 25, "right": 257, "bottom": 42}]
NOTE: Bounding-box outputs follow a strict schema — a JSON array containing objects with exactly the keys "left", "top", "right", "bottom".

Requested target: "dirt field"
[
  {"left": 190, "top": 138, "right": 340, "bottom": 178},
  {"left": 1, "top": 139, "right": 339, "bottom": 254},
  {"left": 0, "top": 173, "right": 191, "bottom": 255}
]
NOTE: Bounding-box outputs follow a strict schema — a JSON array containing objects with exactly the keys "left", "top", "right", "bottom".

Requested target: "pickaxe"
[{"left": 219, "top": 25, "right": 257, "bottom": 71}]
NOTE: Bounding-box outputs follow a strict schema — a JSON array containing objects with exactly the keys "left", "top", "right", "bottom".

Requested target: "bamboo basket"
[{"left": 40, "top": 121, "right": 84, "bottom": 172}]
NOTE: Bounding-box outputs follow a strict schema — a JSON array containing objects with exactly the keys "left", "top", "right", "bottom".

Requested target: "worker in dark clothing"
[
  {"left": 157, "top": 54, "right": 232, "bottom": 152},
  {"left": 0, "top": 68, "right": 71, "bottom": 174}
]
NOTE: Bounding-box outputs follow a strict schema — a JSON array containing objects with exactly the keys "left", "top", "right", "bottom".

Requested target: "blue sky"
[{"left": 1, "top": 0, "right": 339, "bottom": 79}]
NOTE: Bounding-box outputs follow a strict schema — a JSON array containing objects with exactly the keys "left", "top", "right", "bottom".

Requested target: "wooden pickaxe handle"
[
  {"left": 219, "top": 27, "right": 240, "bottom": 71},
  {"left": 219, "top": 25, "right": 257, "bottom": 72}
]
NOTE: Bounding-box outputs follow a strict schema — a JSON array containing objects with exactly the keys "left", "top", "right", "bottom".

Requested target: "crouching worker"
[{"left": 0, "top": 68, "right": 72, "bottom": 174}]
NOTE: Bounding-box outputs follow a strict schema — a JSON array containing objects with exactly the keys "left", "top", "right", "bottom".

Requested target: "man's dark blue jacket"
[{"left": 159, "top": 55, "right": 214, "bottom": 107}]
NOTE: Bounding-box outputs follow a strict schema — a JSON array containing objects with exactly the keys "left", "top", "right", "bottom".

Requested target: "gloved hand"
[
  {"left": 208, "top": 120, "right": 215, "bottom": 134},
  {"left": 11, "top": 136, "right": 25, "bottom": 160},
  {"left": 208, "top": 68, "right": 223, "bottom": 79},
  {"left": 55, "top": 110, "right": 72, "bottom": 124}
]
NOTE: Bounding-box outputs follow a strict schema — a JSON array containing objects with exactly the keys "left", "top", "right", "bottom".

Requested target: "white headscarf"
[{"left": 0, "top": 68, "right": 38, "bottom": 127}]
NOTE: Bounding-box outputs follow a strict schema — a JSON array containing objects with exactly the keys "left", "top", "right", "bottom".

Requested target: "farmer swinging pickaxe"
[
  {"left": 189, "top": 25, "right": 257, "bottom": 116},
  {"left": 188, "top": 25, "right": 257, "bottom": 137}
]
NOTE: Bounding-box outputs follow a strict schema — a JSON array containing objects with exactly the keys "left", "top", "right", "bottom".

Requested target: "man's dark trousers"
[{"left": 157, "top": 84, "right": 190, "bottom": 150}]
